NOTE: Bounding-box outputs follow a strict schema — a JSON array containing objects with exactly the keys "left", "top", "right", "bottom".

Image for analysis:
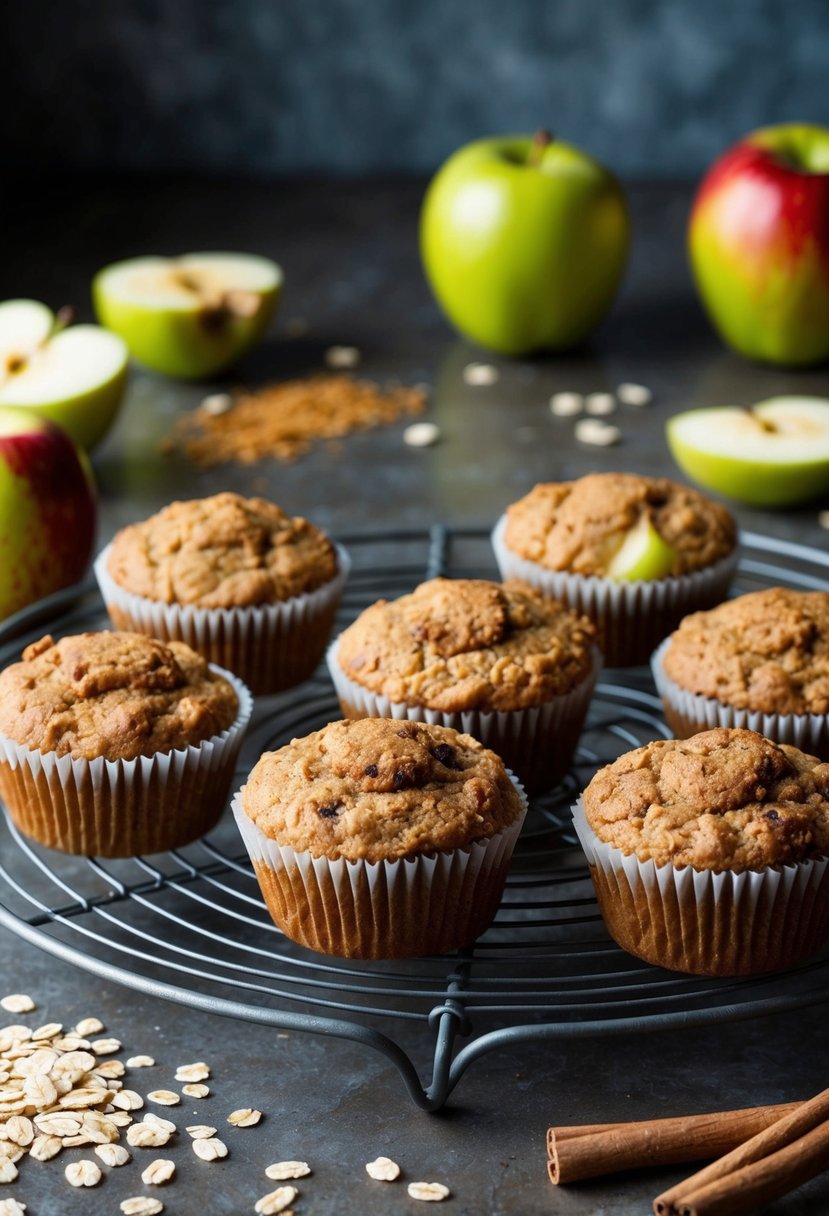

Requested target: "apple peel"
[{"left": 606, "top": 517, "right": 677, "bottom": 583}]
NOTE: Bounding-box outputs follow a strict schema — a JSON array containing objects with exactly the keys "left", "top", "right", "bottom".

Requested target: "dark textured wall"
[{"left": 7, "top": 0, "right": 829, "bottom": 177}]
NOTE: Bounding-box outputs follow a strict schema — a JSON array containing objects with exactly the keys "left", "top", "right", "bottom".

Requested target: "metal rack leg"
[{"left": 424, "top": 961, "right": 472, "bottom": 1110}]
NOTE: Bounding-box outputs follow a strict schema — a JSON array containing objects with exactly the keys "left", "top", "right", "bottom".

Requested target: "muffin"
[
  {"left": 573, "top": 727, "right": 829, "bottom": 975},
  {"left": 327, "top": 577, "right": 601, "bottom": 792},
  {"left": 492, "top": 473, "right": 737, "bottom": 666},
  {"left": 94, "top": 492, "right": 350, "bottom": 695},
  {"left": 232, "top": 717, "right": 528, "bottom": 959},
  {"left": 652, "top": 588, "right": 829, "bottom": 759},
  {"left": 0, "top": 631, "right": 252, "bottom": 856}
]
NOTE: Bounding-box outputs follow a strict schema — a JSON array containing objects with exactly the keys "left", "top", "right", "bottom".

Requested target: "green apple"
[
  {"left": 93, "top": 252, "right": 282, "bottom": 379},
  {"left": 420, "top": 131, "right": 630, "bottom": 355},
  {"left": 689, "top": 124, "right": 829, "bottom": 366},
  {"left": 606, "top": 516, "right": 677, "bottom": 581},
  {"left": 0, "top": 405, "right": 96, "bottom": 620},
  {"left": 667, "top": 396, "right": 829, "bottom": 506},
  {"left": 0, "top": 300, "right": 128, "bottom": 449}
]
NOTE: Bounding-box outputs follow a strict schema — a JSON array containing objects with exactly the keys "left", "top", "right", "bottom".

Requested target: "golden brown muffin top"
[
  {"left": 107, "top": 492, "right": 338, "bottom": 608},
  {"left": 583, "top": 727, "right": 829, "bottom": 871},
  {"left": 241, "top": 717, "right": 524, "bottom": 862},
  {"left": 335, "top": 578, "right": 598, "bottom": 713},
  {"left": 503, "top": 473, "right": 736, "bottom": 576},
  {"left": 663, "top": 588, "right": 829, "bottom": 715},
  {"left": 0, "top": 631, "right": 239, "bottom": 762}
]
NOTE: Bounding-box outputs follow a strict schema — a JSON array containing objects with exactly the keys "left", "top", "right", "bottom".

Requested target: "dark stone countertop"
[{"left": 1, "top": 176, "right": 828, "bottom": 1215}]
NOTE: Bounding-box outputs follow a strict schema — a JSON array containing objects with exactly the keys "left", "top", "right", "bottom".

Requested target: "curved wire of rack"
[{"left": 0, "top": 526, "right": 827, "bottom": 1111}]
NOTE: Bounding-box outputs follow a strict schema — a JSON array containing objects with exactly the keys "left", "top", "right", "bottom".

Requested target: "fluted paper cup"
[
  {"left": 94, "top": 543, "right": 351, "bottom": 696},
  {"left": 0, "top": 668, "right": 252, "bottom": 857},
  {"left": 326, "top": 637, "right": 601, "bottom": 793},
  {"left": 232, "top": 773, "right": 528, "bottom": 959},
  {"left": 572, "top": 797, "right": 829, "bottom": 976},
  {"left": 492, "top": 515, "right": 737, "bottom": 667},
  {"left": 652, "top": 637, "right": 829, "bottom": 759}
]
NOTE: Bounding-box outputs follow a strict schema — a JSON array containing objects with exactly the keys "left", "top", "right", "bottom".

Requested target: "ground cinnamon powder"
[{"left": 166, "top": 373, "right": 428, "bottom": 466}]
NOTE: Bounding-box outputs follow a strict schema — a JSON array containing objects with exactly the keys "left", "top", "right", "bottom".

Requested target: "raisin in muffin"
[
  {"left": 95, "top": 492, "right": 349, "bottom": 695},
  {"left": 328, "top": 577, "right": 601, "bottom": 792},
  {"left": 653, "top": 588, "right": 829, "bottom": 758},
  {"left": 233, "top": 717, "right": 527, "bottom": 958},
  {"left": 573, "top": 727, "right": 829, "bottom": 975},
  {"left": 0, "top": 631, "right": 251, "bottom": 855},
  {"left": 492, "top": 473, "right": 737, "bottom": 665}
]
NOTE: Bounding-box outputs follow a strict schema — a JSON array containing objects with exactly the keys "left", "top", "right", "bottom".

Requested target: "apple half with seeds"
[
  {"left": 667, "top": 396, "right": 829, "bottom": 507},
  {"left": 0, "top": 300, "right": 128, "bottom": 449},
  {"left": 93, "top": 252, "right": 282, "bottom": 379},
  {"left": 606, "top": 516, "right": 677, "bottom": 582}
]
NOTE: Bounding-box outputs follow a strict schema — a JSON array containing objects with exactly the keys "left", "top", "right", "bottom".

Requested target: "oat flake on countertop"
[
  {"left": 408, "top": 1180, "right": 451, "bottom": 1201},
  {"left": 141, "top": 1158, "right": 175, "bottom": 1185},
  {"left": 174, "top": 1063, "right": 210, "bottom": 1083},
  {"left": 95, "top": 1142, "right": 130, "bottom": 1167},
  {"left": 0, "top": 1000, "right": 34, "bottom": 1016},
  {"left": 254, "top": 1185, "right": 298, "bottom": 1214},
  {"left": 550, "top": 391, "right": 583, "bottom": 417},
  {"left": 120, "top": 1199, "right": 164, "bottom": 1216},
  {"left": 64, "top": 1159, "right": 101, "bottom": 1187},
  {"left": 324, "top": 344, "right": 361, "bottom": 370},
  {"left": 366, "top": 1156, "right": 401, "bottom": 1181},
  {"left": 265, "top": 1160, "right": 311, "bottom": 1180},
  {"left": 227, "top": 1107, "right": 262, "bottom": 1127},
  {"left": 192, "top": 1136, "right": 227, "bottom": 1161},
  {"left": 585, "top": 392, "right": 616, "bottom": 416},
  {"left": 462, "top": 361, "right": 499, "bottom": 386},
  {"left": 404, "top": 421, "right": 440, "bottom": 447},
  {"left": 182, "top": 1082, "right": 210, "bottom": 1098},
  {"left": 617, "top": 382, "right": 652, "bottom": 406},
  {"left": 574, "top": 418, "right": 622, "bottom": 447}
]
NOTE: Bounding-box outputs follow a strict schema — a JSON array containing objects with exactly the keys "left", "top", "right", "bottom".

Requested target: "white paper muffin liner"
[
  {"left": 651, "top": 636, "right": 829, "bottom": 758},
  {"left": 491, "top": 514, "right": 738, "bottom": 667},
  {"left": 572, "top": 797, "right": 829, "bottom": 975},
  {"left": 326, "top": 637, "right": 602, "bottom": 793},
  {"left": 232, "top": 772, "right": 528, "bottom": 959},
  {"left": 94, "top": 543, "right": 351, "bottom": 695},
  {"left": 0, "top": 668, "right": 252, "bottom": 857}
]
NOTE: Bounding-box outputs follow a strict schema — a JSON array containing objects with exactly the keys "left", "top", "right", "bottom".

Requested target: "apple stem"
[
  {"left": 528, "top": 129, "right": 554, "bottom": 167},
  {"left": 48, "top": 306, "right": 75, "bottom": 342},
  {"left": 745, "top": 406, "right": 777, "bottom": 434},
  {"left": 1, "top": 305, "right": 76, "bottom": 383}
]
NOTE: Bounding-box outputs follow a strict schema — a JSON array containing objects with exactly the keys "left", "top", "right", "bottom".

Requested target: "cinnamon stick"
[
  {"left": 547, "top": 1103, "right": 799, "bottom": 1184},
  {"left": 654, "top": 1086, "right": 829, "bottom": 1216}
]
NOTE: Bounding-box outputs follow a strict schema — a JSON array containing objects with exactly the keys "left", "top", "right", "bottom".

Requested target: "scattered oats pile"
[
  {"left": 167, "top": 372, "right": 428, "bottom": 467},
  {"left": 0, "top": 993, "right": 451, "bottom": 1210}
]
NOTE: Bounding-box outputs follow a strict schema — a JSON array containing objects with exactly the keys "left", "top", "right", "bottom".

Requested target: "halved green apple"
[
  {"left": 667, "top": 396, "right": 829, "bottom": 506},
  {"left": 93, "top": 252, "right": 282, "bottom": 379},
  {"left": 0, "top": 300, "right": 128, "bottom": 449},
  {"left": 606, "top": 516, "right": 677, "bottom": 582}
]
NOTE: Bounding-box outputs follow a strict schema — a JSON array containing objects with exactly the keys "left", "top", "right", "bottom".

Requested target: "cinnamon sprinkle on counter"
[{"left": 168, "top": 373, "right": 428, "bottom": 466}]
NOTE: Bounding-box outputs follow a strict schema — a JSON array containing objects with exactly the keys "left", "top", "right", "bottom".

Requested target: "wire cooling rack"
[{"left": 0, "top": 527, "right": 828, "bottom": 1111}]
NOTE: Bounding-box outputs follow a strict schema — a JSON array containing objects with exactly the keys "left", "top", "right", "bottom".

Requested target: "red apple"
[
  {"left": 689, "top": 123, "right": 829, "bottom": 366},
  {"left": 0, "top": 406, "right": 96, "bottom": 620}
]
